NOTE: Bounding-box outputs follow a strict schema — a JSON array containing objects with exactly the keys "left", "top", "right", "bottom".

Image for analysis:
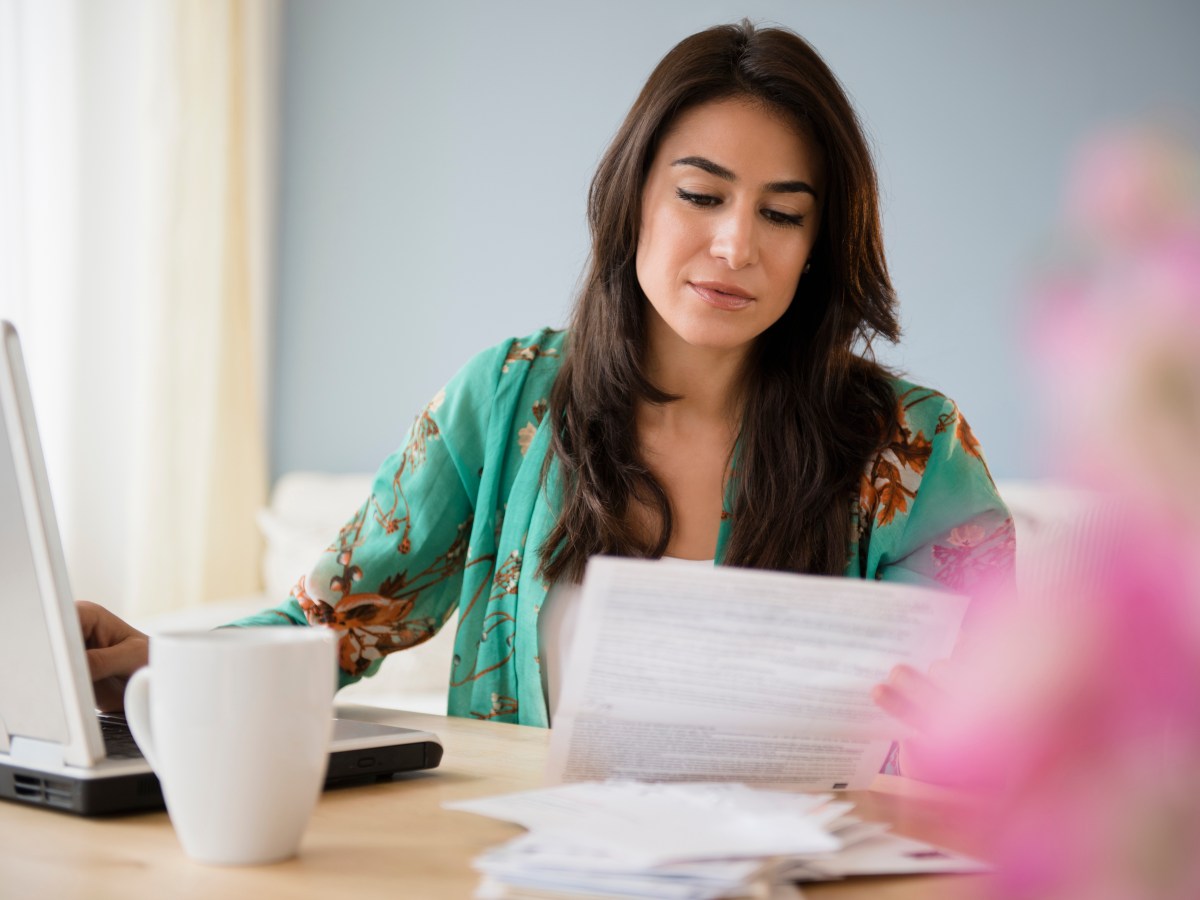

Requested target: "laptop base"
[
  {"left": 1, "top": 762, "right": 163, "bottom": 815},
  {"left": 1, "top": 732, "right": 444, "bottom": 816}
]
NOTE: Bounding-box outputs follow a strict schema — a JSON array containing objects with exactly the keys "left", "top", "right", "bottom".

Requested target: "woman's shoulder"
[
  {"left": 868, "top": 375, "right": 993, "bottom": 484},
  {"left": 863, "top": 376, "right": 1012, "bottom": 593},
  {"left": 886, "top": 375, "right": 955, "bottom": 412},
  {"left": 429, "top": 328, "right": 566, "bottom": 436},
  {"left": 883, "top": 376, "right": 971, "bottom": 441},
  {"left": 872, "top": 375, "right": 994, "bottom": 491},
  {"left": 450, "top": 327, "right": 567, "bottom": 389},
  {"left": 398, "top": 328, "right": 566, "bottom": 473}
]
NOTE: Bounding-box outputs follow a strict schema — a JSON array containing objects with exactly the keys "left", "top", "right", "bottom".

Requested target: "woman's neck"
[
  {"left": 642, "top": 315, "right": 748, "bottom": 425},
  {"left": 635, "top": 313, "right": 743, "bottom": 561}
]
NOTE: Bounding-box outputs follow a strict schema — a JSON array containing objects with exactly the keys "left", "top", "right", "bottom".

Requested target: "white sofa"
[{"left": 142, "top": 472, "right": 1090, "bottom": 714}]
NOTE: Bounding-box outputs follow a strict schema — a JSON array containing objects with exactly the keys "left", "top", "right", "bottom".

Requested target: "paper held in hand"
[{"left": 546, "top": 557, "right": 969, "bottom": 790}]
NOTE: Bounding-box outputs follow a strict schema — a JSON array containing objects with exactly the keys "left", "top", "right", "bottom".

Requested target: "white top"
[{"left": 538, "top": 558, "right": 714, "bottom": 723}]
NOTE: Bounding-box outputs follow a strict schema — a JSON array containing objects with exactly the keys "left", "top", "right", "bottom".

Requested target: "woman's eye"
[
  {"left": 763, "top": 209, "right": 805, "bottom": 228},
  {"left": 676, "top": 188, "right": 719, "bottom": 207},
  {"left": 676, "top": 188, "right": 805, "bottom": 228}
]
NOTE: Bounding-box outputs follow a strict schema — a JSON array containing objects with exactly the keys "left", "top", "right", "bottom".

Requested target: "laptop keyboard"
[{"left": 97, "top": 713, "right": 145, "bottom": 760}]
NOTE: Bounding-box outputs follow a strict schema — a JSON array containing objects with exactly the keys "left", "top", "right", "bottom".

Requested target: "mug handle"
[{"left": 123, "top": 667, "right": 160, "bottom": 773}]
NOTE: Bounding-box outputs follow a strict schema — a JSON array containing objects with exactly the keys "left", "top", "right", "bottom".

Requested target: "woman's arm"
[{"left": 225, "top": 346, "right": 507, "bottom": 689}]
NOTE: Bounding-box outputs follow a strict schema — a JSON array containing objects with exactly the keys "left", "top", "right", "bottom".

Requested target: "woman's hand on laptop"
[{"left": 76, "top": 601, "right": 149, "bottom": 713}]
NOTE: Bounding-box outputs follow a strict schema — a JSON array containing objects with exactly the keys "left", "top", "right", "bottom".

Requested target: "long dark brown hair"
[{"left": 539, "top": 20, "right": 900, "bottom": 584}]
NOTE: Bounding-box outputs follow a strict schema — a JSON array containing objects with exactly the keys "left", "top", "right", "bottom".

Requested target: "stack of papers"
[{"left": 445, "top": 781, "right": 988, "bottom": 899}]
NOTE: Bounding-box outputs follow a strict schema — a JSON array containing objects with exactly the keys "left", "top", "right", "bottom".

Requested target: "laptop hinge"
[{"left": 9, "top": 735, "right": 66, "bottom": 769}]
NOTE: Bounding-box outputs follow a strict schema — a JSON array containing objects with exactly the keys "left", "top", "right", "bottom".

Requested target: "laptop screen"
[{"left": 0, "top": 322, "right": 100, "bottom": 762}]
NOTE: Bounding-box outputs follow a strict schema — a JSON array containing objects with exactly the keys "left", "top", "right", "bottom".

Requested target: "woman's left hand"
[{"left": 871, "top": 662, "right": 954, "bottom": 784}]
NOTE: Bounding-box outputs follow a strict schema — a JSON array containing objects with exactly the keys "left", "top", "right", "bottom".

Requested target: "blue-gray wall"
[{"left": 270, "top": 0, "right": 1200, "bottom": 481}]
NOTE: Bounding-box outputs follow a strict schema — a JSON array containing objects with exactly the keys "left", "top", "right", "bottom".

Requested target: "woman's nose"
[{"left": 709, "top": 208, "right": 758, "bottom": 270}]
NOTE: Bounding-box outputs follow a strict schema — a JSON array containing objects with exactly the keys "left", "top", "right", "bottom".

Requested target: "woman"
[{"left": 82, "top": 21, "right": 1013, "bottom": 766}]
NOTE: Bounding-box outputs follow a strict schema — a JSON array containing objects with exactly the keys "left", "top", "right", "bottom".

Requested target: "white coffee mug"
[{"left": 124, "top": 627, "right": 337, "bottom": 865}]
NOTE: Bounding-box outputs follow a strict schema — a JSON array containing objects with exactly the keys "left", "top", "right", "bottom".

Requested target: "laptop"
[{"left": 0, "top": 320, "right": 443, "bottom": 815}]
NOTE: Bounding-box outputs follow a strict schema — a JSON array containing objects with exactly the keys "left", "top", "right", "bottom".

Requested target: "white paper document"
[
  {"left": 780, "top": 830, "right": 990, "bottom": 881},
  {"left": 447, "top": 781, "right": 841, "bottom": 867},
  {"left": 449, "top": 781, "right": 832, "bottom": 899},
  {"left": 447, "top": 781, "right": 989, "bottom": 898},
  {"left": 547, "top": 557, "right": 968, "bottom": 790}
]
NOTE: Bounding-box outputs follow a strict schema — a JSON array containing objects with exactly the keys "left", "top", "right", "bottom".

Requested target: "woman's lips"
[{"left": 689, "top": 281, "right": 754, "bottom": 311}]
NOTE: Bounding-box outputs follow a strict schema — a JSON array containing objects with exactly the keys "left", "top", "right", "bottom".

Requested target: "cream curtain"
[{"left": 0, "top": 0, "right": 280, "bottom": 618}]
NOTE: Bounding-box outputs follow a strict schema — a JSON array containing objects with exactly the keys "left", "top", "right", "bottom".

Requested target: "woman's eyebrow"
[{"left": 671, "top": 155, "right": 817, "bottom": 198}]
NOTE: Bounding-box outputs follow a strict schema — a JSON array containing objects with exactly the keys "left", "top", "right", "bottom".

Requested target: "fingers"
[
  {"left": 872, "top": 662, "right": 975, "bottom": 785},
  {"left": 86, "top": 641, "right": 147, "bottom": 713},
  {"left": 871, "top": 682, "right": 923, "bottom": 733},
  {"left": 893, "top": 736, "right": 946, "bottom": 785},
  {"left": 871, "top": 664, "right": 949, "bottom": 734},
  {"left": 92, "top": 676, "right": 129, "bottom": 714},
  {"left": 79, "top": 599, "right": 149, "bottom": 681},
  {"left": 85, "top": 640, "right": 148, "bottom": 683},
  {"left": 76, "top": 601, "right": 148, "bottom": 712},
  {"left": 76, "top": 600, "right": 144, "bottom": 645}
]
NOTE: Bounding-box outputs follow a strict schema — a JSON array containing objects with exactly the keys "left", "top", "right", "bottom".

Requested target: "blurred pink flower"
[
  {"left": 1030, "top": 129, "right": 1200, "bottom": 517},
  {"left": 1064, "top": 130, "right": 1200, "bottom": 247},
  {"left": 930, "top": 128, "right": 1200, "bottom": 899}
]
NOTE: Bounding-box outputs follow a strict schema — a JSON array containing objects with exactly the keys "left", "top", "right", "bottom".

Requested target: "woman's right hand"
[{"left": 76, "top": 601, "right": 149, "bottom": 713}]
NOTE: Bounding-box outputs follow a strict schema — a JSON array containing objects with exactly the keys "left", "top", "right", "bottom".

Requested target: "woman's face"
[{"left": 636, "top": 96, "right": 823, "bottom": 357}]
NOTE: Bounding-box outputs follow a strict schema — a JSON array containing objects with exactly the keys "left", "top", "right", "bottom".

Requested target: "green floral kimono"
[{"left": 232, "top": 328, "right": 1014, "bottom": 727}]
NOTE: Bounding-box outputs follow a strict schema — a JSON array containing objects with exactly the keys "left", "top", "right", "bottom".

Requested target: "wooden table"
[{"left": 0, "top": 705, "right": 992, "bottom": 899}]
